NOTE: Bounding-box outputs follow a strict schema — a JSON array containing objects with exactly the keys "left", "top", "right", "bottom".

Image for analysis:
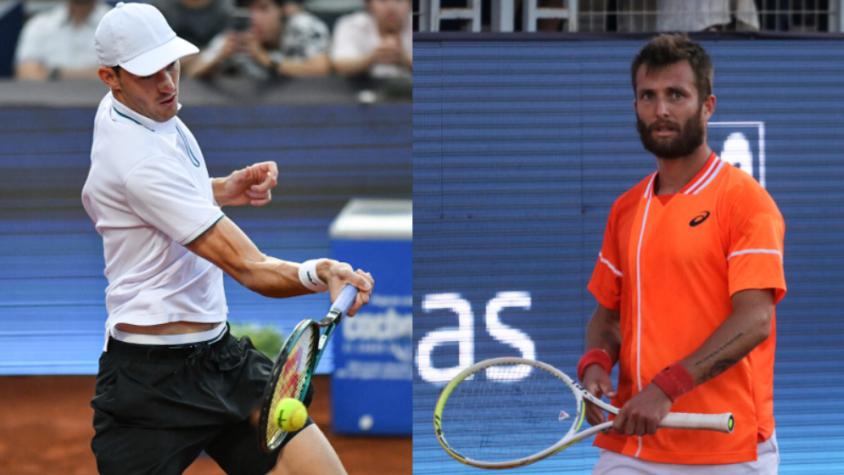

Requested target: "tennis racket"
[
  {"left": 258, "top": 284, "right": 359, "bottom": 452},
  {"left": 433, "top": 357, "right": 734, "bottom": 469}
]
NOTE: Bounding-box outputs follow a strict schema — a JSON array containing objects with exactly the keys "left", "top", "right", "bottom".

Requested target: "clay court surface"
[{"left": 0, "top": 375, "right": 410, "bottom": 474}]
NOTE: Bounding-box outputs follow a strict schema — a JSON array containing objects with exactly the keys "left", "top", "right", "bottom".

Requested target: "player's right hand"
[
  {"left": 582, "top": 365, "right": 616, "bottom": 426},
  {"left": 321, "top": 260, "right": 374, "bottom": 316}
]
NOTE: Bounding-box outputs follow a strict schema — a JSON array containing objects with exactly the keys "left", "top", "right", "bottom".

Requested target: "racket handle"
[
  {"left": 329, "top": 284, "right": 359, "bottom": 316},
  {"left": 660, "top": 412, "right": 735, "bottom": 433}
]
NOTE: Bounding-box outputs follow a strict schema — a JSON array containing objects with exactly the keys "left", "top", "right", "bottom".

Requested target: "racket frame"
[
  {"left": 258, "top": 285, "right": 359, "bottom": 453},
  {"left": 258, "top": 318, "right": 319, "bottom": 452},
  {"left": 433, "top": 356, "right": 734, "bottom": 469}
]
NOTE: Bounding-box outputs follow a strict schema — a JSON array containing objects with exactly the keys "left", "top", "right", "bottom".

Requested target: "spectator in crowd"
[
  {"left": 189, "top": 0, "right": 331, "bottom": 79},
  {"left": 331, "top": 0, "right": 412, "bottom": 79},
  {"left": 657, "top": 0, "right": 759, "bottom": 32},
  {"left": 15, "top": 0, "right": 109, "bottom": 80},
  {"left": 149, "top": 0, "right": 232, "bottom": 49}
]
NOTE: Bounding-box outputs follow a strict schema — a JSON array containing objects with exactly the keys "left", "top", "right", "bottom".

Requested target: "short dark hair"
[{"left": 631, "top": 34, "right": 713, "bottom": 102}]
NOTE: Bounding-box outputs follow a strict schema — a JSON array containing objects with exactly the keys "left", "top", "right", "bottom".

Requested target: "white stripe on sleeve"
[
  {"left": 727, "top": 248, "right": 783, "bottom": 260},
  {"left": 598, "top": 252, "right": 623, "bottom": 277}
]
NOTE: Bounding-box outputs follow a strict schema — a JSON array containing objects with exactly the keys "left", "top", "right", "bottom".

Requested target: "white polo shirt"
[{"left": 82, "top": 92, "right": 227, "bottom": 347}]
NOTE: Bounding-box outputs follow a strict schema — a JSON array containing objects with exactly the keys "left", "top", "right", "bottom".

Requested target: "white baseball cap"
[{"left": 94, "top": 2, "right": 198, "bottom": 76}]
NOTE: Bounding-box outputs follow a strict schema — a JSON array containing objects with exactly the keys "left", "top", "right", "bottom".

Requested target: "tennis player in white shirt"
[{"left": 82, "top": 3, "right": 373, "bottom": 474}]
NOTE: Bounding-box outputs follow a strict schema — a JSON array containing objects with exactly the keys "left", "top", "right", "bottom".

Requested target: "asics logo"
[{"left": 689, "top": 211, "right": 711, "bottom": 227}]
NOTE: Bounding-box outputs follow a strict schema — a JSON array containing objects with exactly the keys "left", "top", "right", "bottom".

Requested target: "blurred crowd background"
[{"left": 0, "top": 0, "right": 411, "bottom": 99}]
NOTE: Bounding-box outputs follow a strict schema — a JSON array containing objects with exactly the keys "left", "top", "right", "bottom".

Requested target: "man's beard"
[{"left": 636, "top": 109, "right": 705, "bottom": 160}]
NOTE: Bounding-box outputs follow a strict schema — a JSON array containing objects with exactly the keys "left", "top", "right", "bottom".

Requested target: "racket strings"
[
  {"left": 267, "top": 326, "right": 317, "bottom": 439},
  {"left": 440, "top": 361, "right": 580, "bottom": 463}
]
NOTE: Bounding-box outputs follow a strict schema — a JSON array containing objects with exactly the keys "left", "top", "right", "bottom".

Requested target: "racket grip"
[
  {"left": 660, "top": 412, "right": 735, "bottom": 433},
  {"left": 330, "top": 284, "right": 359, "bottom": 315}
]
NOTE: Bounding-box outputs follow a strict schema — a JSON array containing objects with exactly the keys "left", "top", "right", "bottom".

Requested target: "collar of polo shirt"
[{"left": 110, "top": 91, "right": 182, "bottom": 132}]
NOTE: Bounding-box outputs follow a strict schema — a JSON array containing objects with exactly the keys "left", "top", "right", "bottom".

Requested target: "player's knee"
[{"left": 278, "top": 416, "right": 315, "bottom": 449}]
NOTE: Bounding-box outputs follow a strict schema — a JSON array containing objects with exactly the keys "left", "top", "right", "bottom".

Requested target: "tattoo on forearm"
[
  {"left": 704, "top": 358, "right": 739, "bottom": 382},
  {"left": 693, "top": 332, "right": 744, "bottom": 368},
  {"left": 692, "top": 331, "right": 753, "bottom": 383}
]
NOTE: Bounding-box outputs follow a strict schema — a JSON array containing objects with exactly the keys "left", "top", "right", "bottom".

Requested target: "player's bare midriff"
[{"left": 115, "top": 321, "right": 222, "bottom": 335}]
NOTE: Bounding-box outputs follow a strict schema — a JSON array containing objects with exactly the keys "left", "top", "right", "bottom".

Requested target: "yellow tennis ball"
[{"left": 275, "top": 398, "right": 308, "bottom": 432}]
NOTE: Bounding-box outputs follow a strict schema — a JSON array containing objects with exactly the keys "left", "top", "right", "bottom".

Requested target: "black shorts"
[{"left": 90, "top": 327, "right": 312, "bottom": 475}]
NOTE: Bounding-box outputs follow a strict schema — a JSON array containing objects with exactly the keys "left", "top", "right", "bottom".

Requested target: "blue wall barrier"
[
  {"left": 331, "top": 231, "right": 412, "bottom": 435},
  {"left": 413, "top": 37, "right": 844, "bottom": 474},
  {"left": 0, "top": 102, "right": 410, "bottom": 375}
]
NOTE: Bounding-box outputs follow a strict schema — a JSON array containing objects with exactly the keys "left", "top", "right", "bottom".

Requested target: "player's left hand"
[
  {"left": 613, "top": 383, "right": 672, "bottom": 436},
  {"left": 320, "top": 260, "right": 374, "bottom": 317},
  {"left": 216, "top": 161, "right": 278, "bottom": 207}
]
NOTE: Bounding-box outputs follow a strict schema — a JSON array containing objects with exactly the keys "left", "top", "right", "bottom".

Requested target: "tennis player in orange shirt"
[{"left": 579, "top": 34, "right": 786, "bottom": 474}]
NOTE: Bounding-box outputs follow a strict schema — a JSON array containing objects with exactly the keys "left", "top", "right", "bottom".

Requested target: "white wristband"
[{"left": 298, "top": 259, "right": 328, "bottom": 292}]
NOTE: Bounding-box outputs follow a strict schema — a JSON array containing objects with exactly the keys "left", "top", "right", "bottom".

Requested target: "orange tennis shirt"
[{"left": 588, "top": 152, "right": 786, "bottom": 464}]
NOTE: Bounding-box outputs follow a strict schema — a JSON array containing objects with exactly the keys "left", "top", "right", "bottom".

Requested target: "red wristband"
[
  {"left": 577, "top": 348, "right": 613, "bottom": 381},
  {"left": 652, "top": 363, "right": 695, "bottom": 402}
]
